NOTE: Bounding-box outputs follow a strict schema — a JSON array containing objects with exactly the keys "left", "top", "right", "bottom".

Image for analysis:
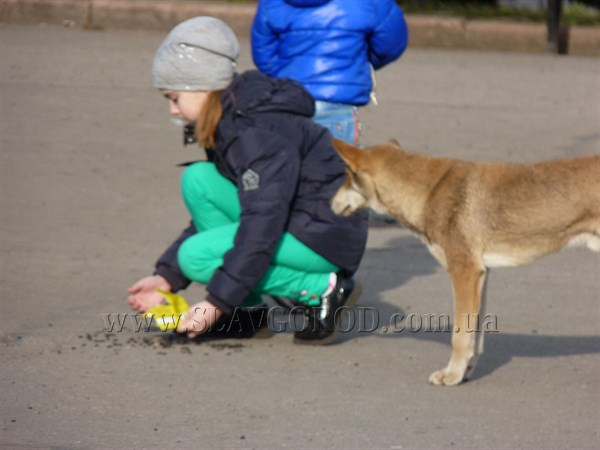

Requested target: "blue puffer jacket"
[{"left": 251, "top": 0, "right": 409, "bottom": 105}]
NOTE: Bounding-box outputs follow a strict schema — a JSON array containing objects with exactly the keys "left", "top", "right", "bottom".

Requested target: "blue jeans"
[{"left": 313, "top": 101, "right": 360, "bottom": 145}]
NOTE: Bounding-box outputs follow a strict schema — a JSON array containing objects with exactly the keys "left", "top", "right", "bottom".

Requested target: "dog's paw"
[{"left": 428, "top": 368, "right": 465, "bottom": 386}]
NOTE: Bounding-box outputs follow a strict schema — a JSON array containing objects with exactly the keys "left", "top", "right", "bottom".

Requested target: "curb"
[
  {"left": 407, "top": 14, "right": 598, "bottom": 55},
  {"left": 0, "top": 0, "right": 598, "bottom": 56}
]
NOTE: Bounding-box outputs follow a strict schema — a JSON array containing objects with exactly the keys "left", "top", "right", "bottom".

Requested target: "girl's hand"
[
  {"left": 177, "top": 300, "right": 223, "bottom": 339},
  {"left": 127, "top": 275, "right": 171, "bottom": 313}
]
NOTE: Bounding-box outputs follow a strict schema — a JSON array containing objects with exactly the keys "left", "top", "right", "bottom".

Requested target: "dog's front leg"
[
  {"left": 429, "top": 260, "right": 487, "bottom": 386},
  {"left": 464, "top": 269, "right": 489, "bottom": 380}
]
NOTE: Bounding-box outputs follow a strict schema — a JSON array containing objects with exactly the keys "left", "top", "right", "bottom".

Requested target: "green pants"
[{"left": 177, "top": 162, "right": 338, "bottom": 307}]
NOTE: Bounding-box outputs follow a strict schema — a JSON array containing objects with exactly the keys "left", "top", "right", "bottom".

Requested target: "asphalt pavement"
[{"left": 1, "top": 23, "right": 599, "bottom": 449}]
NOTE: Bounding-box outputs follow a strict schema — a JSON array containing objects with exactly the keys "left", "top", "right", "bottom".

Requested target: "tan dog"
[{"left": 331, "top": 138, "right": 599, "bottom": 386}]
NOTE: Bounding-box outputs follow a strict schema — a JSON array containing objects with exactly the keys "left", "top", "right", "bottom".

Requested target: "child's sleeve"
[
  {"left": 368, "top": 0, "right": 409, "bottom": 70},
  {"left": 251, "top": 1, "right": 280, "bottom": 76},
  {"left": 154, "top": 222, "right": 195, "bottom": 292}
]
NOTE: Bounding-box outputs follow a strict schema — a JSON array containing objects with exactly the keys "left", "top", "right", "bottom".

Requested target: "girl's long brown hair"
[{"left": 195, "top": 90, "right": 224, "bottom": 149}]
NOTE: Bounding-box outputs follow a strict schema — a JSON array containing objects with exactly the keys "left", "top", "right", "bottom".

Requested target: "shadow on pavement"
[
  {"left": 337, "top": 233, "right": 440, "bottom": 344},
  {"left": 338, "top": 232, "right": 600, "bottom": 380},
  {"left": 364, "top": 306, "right": 600, "bottom": 382}
]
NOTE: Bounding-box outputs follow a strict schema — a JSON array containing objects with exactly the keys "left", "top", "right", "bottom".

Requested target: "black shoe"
[
  {"left": 269, "top": 296, "right": 303, "bottom": 311},
  {"left": 199, "top": 305, "right": 271, "bottom": 340},
  {"left": 293, "top": 277, "right": 362, "bottom": 345}
]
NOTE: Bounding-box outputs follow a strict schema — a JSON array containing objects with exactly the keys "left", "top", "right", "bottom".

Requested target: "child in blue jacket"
[
  {"left": 251, "top": 0, "right": 408, "bottom": 144},
  {"left": 127, "top": 17, "right": 368, "bottom": 344}
]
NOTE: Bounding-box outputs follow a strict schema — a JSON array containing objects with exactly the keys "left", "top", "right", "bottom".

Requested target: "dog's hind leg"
[{"left": 429, "top": 258, "right": 487, "bottom": 386}]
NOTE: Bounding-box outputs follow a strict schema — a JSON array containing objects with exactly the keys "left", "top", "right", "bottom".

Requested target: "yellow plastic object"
[{"left": 145, "top": 289, "right": 190, "bottom": 331}]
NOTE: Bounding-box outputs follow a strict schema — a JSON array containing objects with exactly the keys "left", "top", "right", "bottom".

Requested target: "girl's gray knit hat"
[{"left": 152, "top": 16, "right": 239, "bottom": 91}]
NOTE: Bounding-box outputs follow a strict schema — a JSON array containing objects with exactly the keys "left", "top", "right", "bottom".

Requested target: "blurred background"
[{"left": 1, "top": 0, "right": 598, "bottom": 55}]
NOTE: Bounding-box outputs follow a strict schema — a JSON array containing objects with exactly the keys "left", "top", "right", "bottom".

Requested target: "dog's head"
[{"left": 331, "top": 138, "right": 400, "bottom": 216}]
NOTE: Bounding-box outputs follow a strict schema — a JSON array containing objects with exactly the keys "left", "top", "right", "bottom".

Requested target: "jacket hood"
[
  {"left": 284, "top": 0, "right": 331, "bottom": 6},
  {"left": 225, "top": 71, "right": 315, "bottom": 117}
]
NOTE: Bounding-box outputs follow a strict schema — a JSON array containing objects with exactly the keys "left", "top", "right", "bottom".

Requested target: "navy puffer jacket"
[
  {"left": 251, "top": 0, "right": 408, "bottom": 105},
  {"left": 155, "top": 71, "right": 368, "bottom": 314}
]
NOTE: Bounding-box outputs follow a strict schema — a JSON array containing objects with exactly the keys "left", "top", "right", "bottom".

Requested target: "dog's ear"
[
  {"left": 332, "top": 138, "right": 367, "bottom": 173},
  {"left": 387, "top": 138, "right": 401, "bottom": 148}
]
